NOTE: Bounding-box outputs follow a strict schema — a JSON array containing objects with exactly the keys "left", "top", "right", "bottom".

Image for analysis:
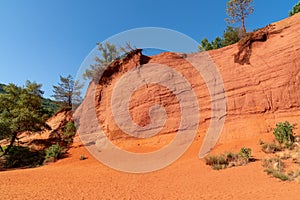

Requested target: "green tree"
[
  {"left": 52, "top": 75, "right": 83, "bottom": 108},
  {"left": 83, "top": 42, "right": 120, "bottom": 81},
  {"left": 289, "top": 1, "right": 300, "bottom": 16},
  {"left": 0, "top": 81, "right": 47, "bottom": 156},
  {"left": 199, "top": 38, "right": 213, "bottom": 51},
  {"left": 83, "top": 42, "right": 136, "bottom": 82},
  {"left": 212, "top": 36, "right": 224, "bottom": 49},
  {"left": 222, "top": 26, "right": 241, "bottom": 46},
  {"left": 226, "top": 0, "right": 254, "bottom": 36}
]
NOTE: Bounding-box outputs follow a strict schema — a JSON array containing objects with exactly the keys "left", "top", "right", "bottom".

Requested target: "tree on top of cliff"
[
  {"left": 82, "top": 42, "right": 120, "bottom": 82},
  {"left": 82, "top": 42, "right": 136, "bottom": 82},
  {"left": 226, "top": 0, "right": 254, "bottom": 37}
]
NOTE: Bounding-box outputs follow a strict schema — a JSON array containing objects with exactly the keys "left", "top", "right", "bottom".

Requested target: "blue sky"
[{"left": 0, "top": 0, "right": 298, "bottom": 98}]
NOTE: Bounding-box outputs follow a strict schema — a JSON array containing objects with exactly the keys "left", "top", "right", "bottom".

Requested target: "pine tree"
[
  {"left": 83, "top": 42, "right": 120, "bottom": 81},
  {"left": 226, "top": 0, "right": 254, "bottom": 36},
  {"left": 0, "top": 81, "right": 47, "bottom": 156},
  {"left": 222, "top": 26, "right": 241, "bottom": 46},
  {"left": 199, "top": 38, "right": 213, "bottom": 51},
  {"left": 52, "top": 75, "right": 83, "bottom": 108}
]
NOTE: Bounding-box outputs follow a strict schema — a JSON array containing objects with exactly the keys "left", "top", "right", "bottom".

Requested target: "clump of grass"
[
  {"left": 79, "top": 155, "right": 87, "bottom": 160},
  {"left": 205, "top": 147, "right": 252, "bottom": 170},
  {"left": 258, "top": 139, "right": 264, "bottom": 145},
  {"left": 261, "top": 143, "right": 281, "bottom": 153},
  {"left": 205, "top": 155, "right": 228, "bottom": 170},
  {"left": 275, "top": 150, "right": 291, "bottom": 160},
  {"left": 287, "top": 170, "right": 300, "bottom": 181},
  {"left": 260, "top": 121, "right": 300, "bottom": 182},
  {"left": 264, "top": 168, "right": 290, "bottom": 181},
  {"left": 262, "top": 146, "right": 300, "bottom": 182},
  {"left": 262, "top": 157, "right": 285, "bottom": 171},
  {"left": 262, "top": 157, "right": 293, "bottom": 181}
]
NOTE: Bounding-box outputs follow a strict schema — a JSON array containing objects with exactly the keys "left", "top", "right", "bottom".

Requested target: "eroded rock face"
[{"left": 77, "top": 13, "right": 300, "bottom": 146}]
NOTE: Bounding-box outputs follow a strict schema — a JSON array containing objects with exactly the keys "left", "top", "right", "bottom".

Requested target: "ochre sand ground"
[{"left": 0, "top": 133, "right": 299, "bottom": 200}]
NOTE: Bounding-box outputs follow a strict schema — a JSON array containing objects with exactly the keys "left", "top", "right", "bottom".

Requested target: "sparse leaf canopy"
[
  {"left": 226, "top": 0, "right": 254, "bottom": 35},
  {"left": 52, "top": 75, "right": 83, "bottom": 108},
  {"left": 82, "top": 42, "right": 136, "bottom": 82},
  {"left": 83, "top": 42, "right": 120, "bottom": 81}
]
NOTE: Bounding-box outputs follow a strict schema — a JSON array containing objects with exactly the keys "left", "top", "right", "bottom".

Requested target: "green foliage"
[
  {"left": 0, "top": 81, "right": 47, "bottom": 155},
  {"left": 4, "top": 146, "right": 44, "bottom": 168},
  {"left": 273, "top": 121, "right": 295, "bottom": 147},
  {"left": 52, "top": 75, "right": 83, "bottom": 108},
  {"left": 199, "top": 38, "right": 213, "bottom": 51},
  {"left": 41, "top": 98, "right": 60, "bottom": 118},
  {"left": 0, "top": 83, "right": 5, "bottom": 94},
  {"left": 239, "top": 147, "right": 251, "bottom": 160},
  {"left": 211, "top": 36, "right": 224, "bottom": 49},
  {"left": 62, "top": 122, "right": 77, "bottom": 145},
  {"left": 222, "top": 26, "right": 241, "bottom": 46},
  {"left": 226, "top": 0, "right": 254, "bottom": 35},
  {"left": 45, "top": 143, "right": 64, "bottom": 160},
  {"left": 199, "top": 26, "right": 240, "bottom": 51},
  {"left": 1, "top": 83, "right": 59, "bottom": 119},
  {"left": 289, "top": 1, "right": 300, "bottom": 16},
  {"left": 83, "top": 42, "right": 120, "bottom": 81},
  {"left": 82, "top": 42, "right": 136, "bottom": 81}
]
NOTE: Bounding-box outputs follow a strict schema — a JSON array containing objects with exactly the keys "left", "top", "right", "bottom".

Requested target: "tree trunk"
[
  {"left": 0, "top": 132, "right": 17, "bottom": 157},
  {"left": 241, "top": 16, "right": 246, "bottom": 36}
]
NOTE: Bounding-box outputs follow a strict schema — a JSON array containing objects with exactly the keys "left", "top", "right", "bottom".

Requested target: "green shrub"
[
  {"left": 4, "top": 146, "right": 44, "bottom": 168},
  {"left": 239, "top": 147, "right": 252, "bottom": 160},
  {"left": 222, "top": 26, "right": 241, "bottom": 46},
  {"left": 45, "top": 143, "right": 64, "bottom": 160},
  {"left": 273, "top": 121, "right": 295, "bottom": 147},
  {"left": 62, "top": 122, "right": 77, "bottom": 145},
  {"left": 287, "top": 170, "right": 300, "bottom": 180}
]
